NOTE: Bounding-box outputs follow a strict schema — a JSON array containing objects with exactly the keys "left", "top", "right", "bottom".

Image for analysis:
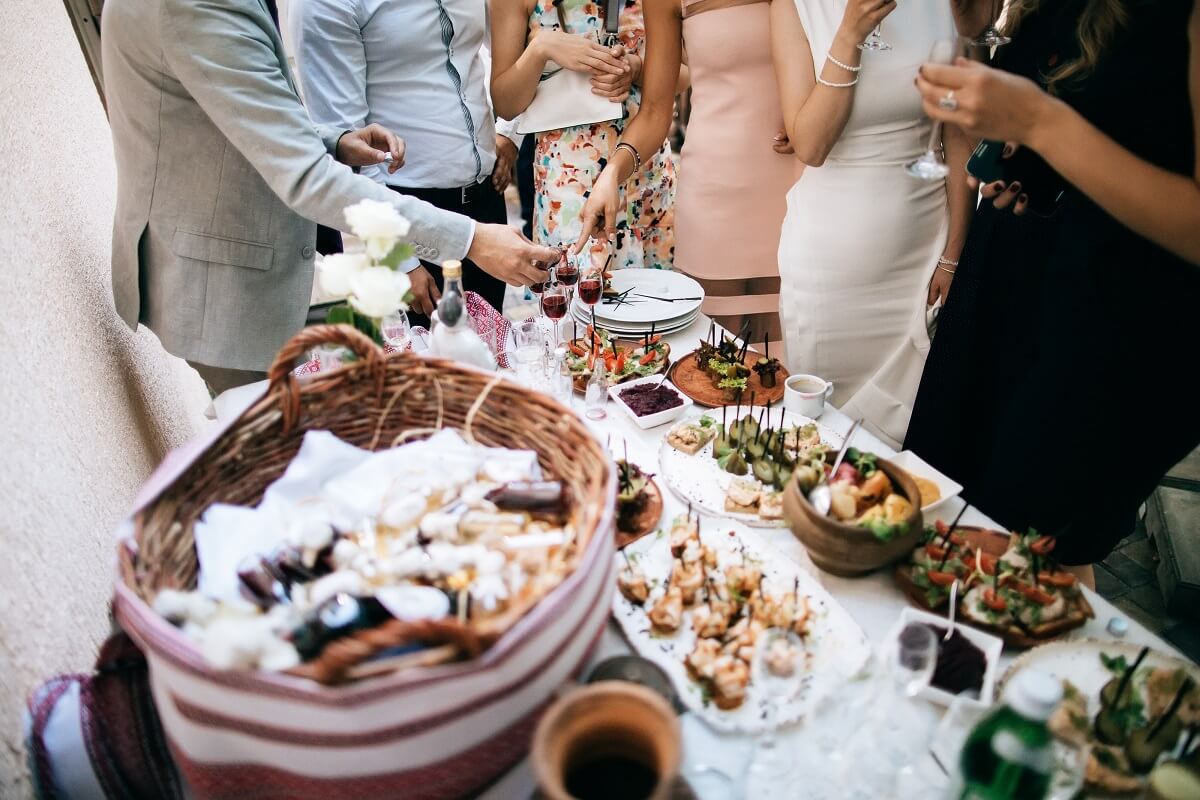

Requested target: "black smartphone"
[{"left": 966, "top": 139, "right": 1007, "bottom": 184}]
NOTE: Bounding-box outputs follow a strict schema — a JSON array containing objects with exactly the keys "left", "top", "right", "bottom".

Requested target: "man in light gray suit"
[{"left": 101, "top": 0, "right": 556, "bottom": 393}]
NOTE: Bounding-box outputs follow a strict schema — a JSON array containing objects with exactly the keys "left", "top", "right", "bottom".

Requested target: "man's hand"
[
  {"left": 493, "top": 135, "right": 518, "bottom": 193},
  {"left": 468, "top": 224, "right": 558, "bottom": 286},
  {"left": 407, "top": 265, "right": 441, "bottom": 316},
  {"left": 336, "top": 123, "right": 406, "bottom": 174}
]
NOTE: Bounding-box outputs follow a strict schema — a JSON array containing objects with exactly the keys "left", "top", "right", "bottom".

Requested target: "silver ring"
[{"left": 938, "top": 90, "right": 958, "bottom": 111}]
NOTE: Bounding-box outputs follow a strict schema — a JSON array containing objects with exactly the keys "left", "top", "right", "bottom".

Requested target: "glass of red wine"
[
  {"left": 577, "top": 260, "right": 604, "bottom": 309},
  {"left": 555, "top": 249, "right": 580, "bottom": 308},
  {"left": 541, "top": 270, "right": 569, "bottom": 345}
]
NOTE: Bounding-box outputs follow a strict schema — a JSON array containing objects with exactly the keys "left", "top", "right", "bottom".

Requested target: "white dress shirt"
[{"left": 289, "top": 0, "right": 518, "bottom": 191}]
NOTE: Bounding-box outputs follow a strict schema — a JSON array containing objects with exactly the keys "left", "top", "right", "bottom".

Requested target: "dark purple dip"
[
  {"left": 925, "top": 624, "right": 987, "bottom": 695},
  {"left": 618, "top": 383, "right": 683, "bottom": 416}
]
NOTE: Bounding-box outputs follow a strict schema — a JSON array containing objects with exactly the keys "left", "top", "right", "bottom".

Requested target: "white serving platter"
[
  {"left": 658, "top": 411, "right": 843, "bottom": 528},
  {"left": 612, "top": 522, "right": 871, "bottom": 733},
  {"left": 889, "top": 450, "right": 963, "bottom": 514}
]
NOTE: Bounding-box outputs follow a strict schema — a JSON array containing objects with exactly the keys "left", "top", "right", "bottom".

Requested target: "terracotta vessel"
[
  {"left": 782, "top": 457, "right": 924, "bottom": 577},
  {"left": 531, "top": 681, "right": 681, "bottom": 800}
]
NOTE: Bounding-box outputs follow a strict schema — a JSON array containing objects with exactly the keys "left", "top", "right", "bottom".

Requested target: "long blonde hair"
[{"left": 1002, "top": 0, "right": 1129, "bottom": 93}]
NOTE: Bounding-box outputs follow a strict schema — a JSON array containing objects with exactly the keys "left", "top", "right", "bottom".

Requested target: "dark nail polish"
[
  {"left": 1018, "top": 194, "right": 1028, "bottom": 203},
  {"left": 1009, "top": 182, "right": 1022, "bottom": 192}
]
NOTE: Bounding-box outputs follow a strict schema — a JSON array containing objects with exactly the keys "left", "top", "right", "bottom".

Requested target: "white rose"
[
  {"left": 343, "top": 199, "right": 411, "bottom": 261},
  {"left": 317, "top": 252, "right": 370, "bottom": 298},
  {"left": 348, "top": 266, "right": 412, "bottom": 318}
]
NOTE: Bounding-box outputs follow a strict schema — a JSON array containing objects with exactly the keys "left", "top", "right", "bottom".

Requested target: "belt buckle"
[{"left": 461, "top": 184, "right": 471, "bottom": 206}]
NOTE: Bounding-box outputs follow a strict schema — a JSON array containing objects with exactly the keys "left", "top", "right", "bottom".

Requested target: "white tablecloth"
[{"left": 478, "top": 313, "right": 1178, "bottom": 799}]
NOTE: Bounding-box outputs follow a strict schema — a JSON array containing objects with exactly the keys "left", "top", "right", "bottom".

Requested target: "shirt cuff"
[
  {"left": 399, "top": 255, "right": 422, "bottom": 273},
  {"left": 461, "top": 220, "right": 477, "bottom": 261}
]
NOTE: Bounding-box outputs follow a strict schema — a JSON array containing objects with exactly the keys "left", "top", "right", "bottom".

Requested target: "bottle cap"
[
  {"left": 1107, "top": 616, "right": 1129, "bottom": 638},
  {"left": 1005, "top": 669, "right": 1062, "bottom": 722},
  {"left": 441, "top": 260, "right": 463, "bottom": 279}
]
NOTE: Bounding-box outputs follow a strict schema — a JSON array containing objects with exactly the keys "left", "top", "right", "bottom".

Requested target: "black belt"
[{"left": 394, "top": 180, "right": 491, "bottom": 208}]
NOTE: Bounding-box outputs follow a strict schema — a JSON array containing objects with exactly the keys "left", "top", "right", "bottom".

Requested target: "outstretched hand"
[{"left": 336, "top": 123, "right": 406, "bottom": 174}]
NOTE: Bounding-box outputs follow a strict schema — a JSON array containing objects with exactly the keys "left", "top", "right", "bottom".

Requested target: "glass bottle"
[
  {"left": 948, "top": 669, "right": 1061, "bottom": 800},
  {"left": 584, "top": 356, "right": 608, "bottom": 420},
  {"left": 428, "top": 260, "right": 495, "bottom": 371}
]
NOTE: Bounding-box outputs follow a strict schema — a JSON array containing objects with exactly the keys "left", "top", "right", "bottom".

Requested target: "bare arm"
[
  {"left": 928, "top": 122, "right": 976, "bottom": 303},
  {"left": 771, "top": 0, "right": 895, "bottom": 167},
  {"left": 916, "top": 2, "right": 1200, "bottom": 266}
]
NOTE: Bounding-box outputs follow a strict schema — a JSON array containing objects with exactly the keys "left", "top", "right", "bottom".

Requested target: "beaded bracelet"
[
  {"left": 816, "top": 76, "right": 859, "bottom": 88},
  {"left": 614, "top": 142, "right": 642, "bottom": 175},
  {"left": 826, "top": 52, "right": 862, "bottom": 73},
  {"left": 938, "top": 257, "right": 959, "bottom": 267}
]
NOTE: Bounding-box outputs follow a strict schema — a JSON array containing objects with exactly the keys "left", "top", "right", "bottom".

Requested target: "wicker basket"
[{"left": 112, "top": 325, "right": 617, "bottom": 800}]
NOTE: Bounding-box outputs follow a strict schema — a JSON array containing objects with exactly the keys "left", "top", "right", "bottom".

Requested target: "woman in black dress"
[{"left": 904, "top": 0, "right": 1200, "bottom": 569}]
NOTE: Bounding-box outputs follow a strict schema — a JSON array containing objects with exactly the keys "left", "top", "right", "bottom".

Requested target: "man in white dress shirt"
[{"left": 289, "top": 0, "right": 526, "bottom": 317}]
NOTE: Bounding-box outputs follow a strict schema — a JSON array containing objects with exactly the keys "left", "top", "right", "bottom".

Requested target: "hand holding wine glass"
[
  {"left": 837, "top": 0, "right": 898, "bottom": 52},
  {"left": 905, "top": 37, "right": 969, "bottom": 180}
]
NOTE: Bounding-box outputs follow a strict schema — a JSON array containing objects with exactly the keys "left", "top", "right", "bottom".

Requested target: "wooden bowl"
[{"left": 782, "top": 458, "right": 924, "bottom": 577}]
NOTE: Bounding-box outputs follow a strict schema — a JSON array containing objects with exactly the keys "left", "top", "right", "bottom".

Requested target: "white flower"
[
  {"left": 317, "top": 252, "right": 370, "bottom": 298},
  {"left": 348, "top": 266, "right": 411, "bottom": 318},
  {"left": 344, "top": 199, "right": 411, "bottom": 261}
]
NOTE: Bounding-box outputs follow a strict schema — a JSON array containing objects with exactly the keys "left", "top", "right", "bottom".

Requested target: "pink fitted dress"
[{"left": 674, "top": 0, "right": 800, "bottom": 347}]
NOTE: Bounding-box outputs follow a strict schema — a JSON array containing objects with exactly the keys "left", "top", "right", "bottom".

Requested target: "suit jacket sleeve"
[{"left": 158, "top": 0, "right": 474, "bottom": 260}]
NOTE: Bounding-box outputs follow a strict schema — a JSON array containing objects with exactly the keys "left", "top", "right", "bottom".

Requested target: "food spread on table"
[
  {"left": 897, "top": 525, "right": 1095, "bottom": 645},
  {"left": 566, "top": 325, "right": 671, "bottom": 388},
  {"left": 612, "top": 516, "right": 871, "bottom": 732},
  {"left": 668, "top": 328, "right": 789, "bottom": 407},
  {"left": 1042, "top": 648, "right": 1200, "bottom": 794},
  {"left": 615, "top": 458, "right": 663, "bottom": 548},
  {"left": 150, "top": 430, "right": 581, "bottom": 683}
]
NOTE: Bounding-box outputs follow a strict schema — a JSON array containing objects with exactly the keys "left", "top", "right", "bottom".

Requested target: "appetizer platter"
[
  {"left": 615, "top": 457, "right": 664, "bottom": 549},
  {"left": 660, "top": 406, "right": 843, "bottom": 528},
  {"left": 895, "top": 525, "right": 1095, "bottom": 647},
  {"left": 668, "top": 329, "right": 787, "bottom": 408},
  {"left": 612, "top": 515, "right": 871, "bottom": 733},
  {"left": 565, "top": 325, "right": 671, "bottom": 393},
  {"left": 1000, "top": 640, "right": 1200, "bottom": 796}
]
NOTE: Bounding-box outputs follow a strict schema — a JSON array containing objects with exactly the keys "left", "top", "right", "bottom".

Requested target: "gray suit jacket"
[{"left": 101, "top": 0, "right": 475, "bottom": 370}]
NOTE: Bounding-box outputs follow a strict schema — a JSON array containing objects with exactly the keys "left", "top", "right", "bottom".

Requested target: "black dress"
[{"left": 905, "top": 0, "right": 1200, "bottom": 565}]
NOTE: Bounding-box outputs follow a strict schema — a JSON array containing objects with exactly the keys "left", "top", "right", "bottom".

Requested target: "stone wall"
[{"left": 0, "top": 0, "right": 211, "bottom": 793}]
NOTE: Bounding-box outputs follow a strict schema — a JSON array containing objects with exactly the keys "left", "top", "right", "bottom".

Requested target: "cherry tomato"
[
  {"left": 639, "top": 350, "right": 658, "bottom": 366},
  {"left": 934, "top": 520, "right": 949, "bottom": 536},
  {"left": 615, "top": 350, "right": 626, "bottom": 373},
  {"left": 1039, "top": 571, "right": 1078, "bottom": 588},
  {"left": 948, "top": 532, "right": 967, "bottom": 547},
  {"left": 1029, "top": 535, "right": 1057, "bottom": 556},
  {"left": 964, "top": 552, "right": 998, "bottom": 576},
  {"left": 1015, "top": 584, "right": 1055, "bottom": 606},
  {"left": 568, "top": 342, "right": 586, "bottom": 357},
  {"left": 645, "top": 334, "right": 662, "bottom": 345},
  {"left": 925, "top": 544, "right": 949, "bottom": 561},
  {"left": 982, "top": 589, "right": 1007, "bottom": 612},
  {"left": 927, "top": 571, "right": 958, "bottom": 587}
]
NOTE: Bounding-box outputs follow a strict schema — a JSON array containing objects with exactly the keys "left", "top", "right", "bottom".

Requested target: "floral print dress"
[{"left": 528, "top": 0, "right": 676, "bottom": 269}]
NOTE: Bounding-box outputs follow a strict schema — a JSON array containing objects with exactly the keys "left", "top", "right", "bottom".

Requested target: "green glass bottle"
[{"left": 950, "top": 670, "right": 1062, "bottom": 800}]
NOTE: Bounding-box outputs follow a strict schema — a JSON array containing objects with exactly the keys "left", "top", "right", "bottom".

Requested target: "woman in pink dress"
[{"left": 575, "top": 0, "right": 799, "bottom": 347}]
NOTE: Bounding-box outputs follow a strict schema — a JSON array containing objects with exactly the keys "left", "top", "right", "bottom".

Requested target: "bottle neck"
[{"left": 437, "top": 277, "right": 466, "bottom": 328}]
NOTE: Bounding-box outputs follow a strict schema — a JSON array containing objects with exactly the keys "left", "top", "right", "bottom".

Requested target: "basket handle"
[{"left": 266, "top": 324, "right": 385, "bottom": 434}]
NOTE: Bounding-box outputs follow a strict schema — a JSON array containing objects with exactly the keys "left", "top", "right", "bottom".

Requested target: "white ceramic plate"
[
  {"left": 658, "top": 411, "right": 843, "bottom": 529},
  {"left": 570, "top": 308, "right": 698, "bottom": 336},
  {"left": 612, "top": 523, "right": 871, "bottom": 733},
  {"left": 609, "top": 376, "right": 694, "bottom": 430},
  {"left": 580, "top": 269, "right": 704, "bottom": 325},
  {"left": 889, "top": 451, "right": 963, "bottom": 513},
  {"left": 889, "top": 607, "right": 1003, "bottom": 710}
]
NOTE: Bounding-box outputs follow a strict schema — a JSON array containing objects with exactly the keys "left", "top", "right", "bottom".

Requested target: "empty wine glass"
[
  {"left": 512, "top": 317, "right": 547, "bottom": 388},
  {"left": 744, "top": 628, "right": 805, "bottom": 798},
  {"left": 905, "top": 37, "right": 969, "bottom": 180},
  {"left": 380, "top": 310, "right": 411, "bottom": 352},
  {"left": 972, "top": 0, "right": 1011, "bottom": 48}
]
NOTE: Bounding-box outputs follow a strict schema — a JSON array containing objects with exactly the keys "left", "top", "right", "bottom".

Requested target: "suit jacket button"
[
  {"left": 429, "top": 249, "right": 439, "bottom": 259},
  {"left": 301, "top": 245, "right": 315, "bottom": 259}
]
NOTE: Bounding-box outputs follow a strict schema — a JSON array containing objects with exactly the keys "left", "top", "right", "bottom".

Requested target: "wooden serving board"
[
  {"left": 667, "top": 349, "right": 787, "bottom": 408},
  {"left": 615, "top": 477, "right": 664, "bottom": 549}
]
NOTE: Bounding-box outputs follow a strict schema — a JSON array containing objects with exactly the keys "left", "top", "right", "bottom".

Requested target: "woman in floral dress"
[{"left": 491, "top": 0, "right": 678, "bottom": 270}]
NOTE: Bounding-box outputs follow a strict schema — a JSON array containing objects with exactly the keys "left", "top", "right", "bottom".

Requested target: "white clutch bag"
[{"left": 515, "top": 63, "right": 624, "bottom": 135}]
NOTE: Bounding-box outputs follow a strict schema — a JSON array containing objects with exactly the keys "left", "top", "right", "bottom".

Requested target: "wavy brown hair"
[{"left": 1002, "top": 0, "right": 1130, "bottom": 93}]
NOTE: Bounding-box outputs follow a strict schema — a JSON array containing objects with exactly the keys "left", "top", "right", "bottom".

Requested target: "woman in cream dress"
[{"left": 772, "top": 0, "right": 974, "bottom": 447}]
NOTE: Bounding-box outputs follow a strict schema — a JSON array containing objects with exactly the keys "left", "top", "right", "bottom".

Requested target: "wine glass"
[
  {"left": 744, "top": 628, "right": 805, "bottom": 798},
  {"left": 380, "top": 310, "right": 411, "bottom": 352},
  {"left": 577, "top": 262, "right": 604, "bottom": 310},
  {"left": 541, "top": 272, "right": 568, "bottom": 346},
  {"left": 556, "top": 249, "right": 580, "bottom": 306},
  {"left": 512, "top": 317, "right": 546, "bottom": 388},
  {"left": 973, "top": 0, "right": 1011, "bottom": 48},
  {"left": 905, "top": 37, "right": 969, "bottom": 181},
  {"left": 859, "top": 20, "right": 892, "bottom": 52}
]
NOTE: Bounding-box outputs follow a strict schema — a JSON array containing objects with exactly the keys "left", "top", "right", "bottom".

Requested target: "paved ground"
[{"left": 1096, "top": 449, "right": 1200, "bottom": 663}]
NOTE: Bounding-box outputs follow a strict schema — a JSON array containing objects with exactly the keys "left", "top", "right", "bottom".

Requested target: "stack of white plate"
[{"left": 570, "top": 269, "right": 704, "bottom": 336}]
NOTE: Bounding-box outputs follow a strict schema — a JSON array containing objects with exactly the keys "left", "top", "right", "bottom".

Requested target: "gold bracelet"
[
  {"left": 937, "top": 265, "right": 957, "bottom": 275},
  {"left": 614, "top": 142, "right": 642, "bottom": 177}
]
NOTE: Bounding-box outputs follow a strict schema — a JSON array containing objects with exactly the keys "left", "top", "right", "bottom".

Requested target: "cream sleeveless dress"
[{"left": 777, "top": 0, "right": 954, "bottom": 447}]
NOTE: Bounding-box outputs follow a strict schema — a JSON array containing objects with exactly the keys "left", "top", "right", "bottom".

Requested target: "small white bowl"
[
  {"left": 889, "top": 450, "right": 963, "bottom": 513},
  {"left": 891, "top": 606, "right": 1004, "bottom": 710},
  {"left": 608, "top": 376, "right": 693, "bottom": 429}
]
